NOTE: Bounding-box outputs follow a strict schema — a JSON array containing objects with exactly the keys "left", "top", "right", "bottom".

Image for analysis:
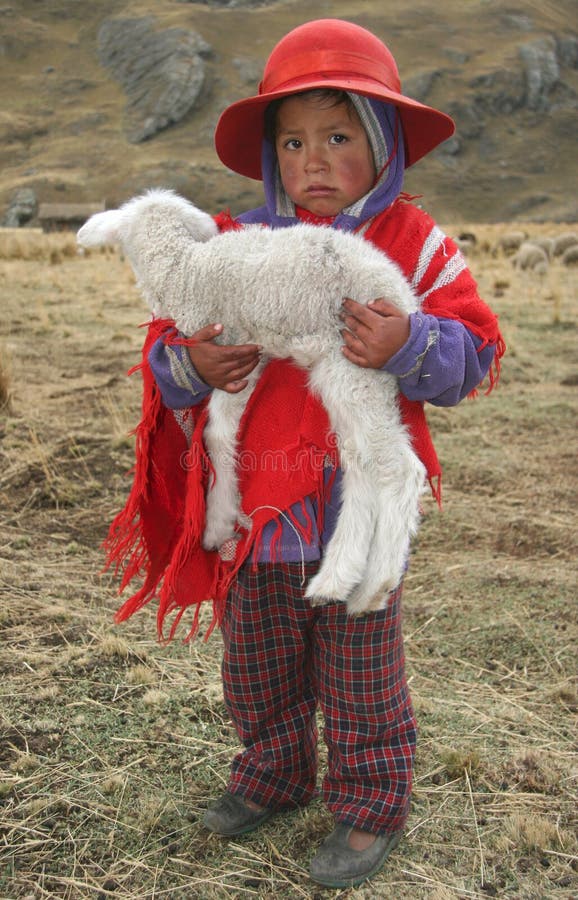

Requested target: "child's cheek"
[
  {"left": 279, "top": 163, "right": 300, "bottom": 199},
  {"left": 341, "top": 158, "right": 375, "bottom": 198}
]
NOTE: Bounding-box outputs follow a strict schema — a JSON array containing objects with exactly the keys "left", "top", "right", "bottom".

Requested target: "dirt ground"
[{"left": 0, "top": 223, "right": 577, "bottom": 899}]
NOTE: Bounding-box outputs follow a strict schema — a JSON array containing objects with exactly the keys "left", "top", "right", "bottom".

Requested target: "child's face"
[{"left": 275, "top": 94, "right": 376, "bottom": 217}]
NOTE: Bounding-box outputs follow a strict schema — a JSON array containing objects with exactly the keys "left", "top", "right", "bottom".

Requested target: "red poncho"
[{"left": 104, "top": 203, "right": 504, "bottom": 640}]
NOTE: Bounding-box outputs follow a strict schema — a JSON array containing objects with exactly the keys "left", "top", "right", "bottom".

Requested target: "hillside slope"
[{"left": 1, "top": 0, "right": 576, "bottom": 223}]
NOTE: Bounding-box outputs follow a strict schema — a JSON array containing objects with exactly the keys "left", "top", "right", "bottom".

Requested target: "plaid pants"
[{"left": 220, "top": 562, "right": 417, "bottom": 834}]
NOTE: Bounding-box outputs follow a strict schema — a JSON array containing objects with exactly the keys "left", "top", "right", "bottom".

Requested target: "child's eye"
[
  {"left": 329, "top": 134, "right": 348, "bottom": 145},
  {"left": 283, "top": 138, "right": 302, "bottom": 150}
]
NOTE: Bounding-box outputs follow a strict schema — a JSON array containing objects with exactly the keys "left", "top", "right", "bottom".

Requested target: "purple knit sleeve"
[
  {"left": 148, "top": 336, "right": 212, "bottom": 409},
  {"left": 383, "top": 311, "right": 495, "bottom": 406}
]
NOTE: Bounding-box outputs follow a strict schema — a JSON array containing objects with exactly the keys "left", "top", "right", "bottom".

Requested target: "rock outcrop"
[
  {"left": 519, "top": 37, "right": 561, "bottom": 110},
  {"left": 442, "top": 31, "right": 577, "bottom": 148},
  {"left": 97, "top": 17, "right": 212, "bottom": 143},
  {"left": 1, "top": 188, "right": 38, "bottom": 227}
]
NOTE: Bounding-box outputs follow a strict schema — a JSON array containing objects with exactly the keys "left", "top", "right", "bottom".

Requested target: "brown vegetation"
[{"left": 0, "top": 344, "right": 12, "bottom": 414}]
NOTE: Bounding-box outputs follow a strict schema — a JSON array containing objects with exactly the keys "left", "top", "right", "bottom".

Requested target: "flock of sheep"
[{"left": 455, "top": 229, "right": 578, "bottom": 273}]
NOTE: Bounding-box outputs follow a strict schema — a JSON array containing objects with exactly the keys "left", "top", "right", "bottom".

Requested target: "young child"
[{"left": 112, "top": 19, "right": 504, "bottom": 889}]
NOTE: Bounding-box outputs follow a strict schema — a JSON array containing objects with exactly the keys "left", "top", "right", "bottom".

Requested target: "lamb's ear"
[
  {"left": 182, "top": 206, "right": 220, "bottom": 243},
  {"left": 77, "top": 210, "right": 122, "bottom": 248}
]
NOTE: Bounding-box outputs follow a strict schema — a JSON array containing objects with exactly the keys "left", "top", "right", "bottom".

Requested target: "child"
[{"left": 112, "top": 19, "right": 504, "bottom": 889}]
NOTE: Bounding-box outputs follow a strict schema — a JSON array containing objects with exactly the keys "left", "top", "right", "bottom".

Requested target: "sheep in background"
[
  {"left": 454, "top": 232, "right": 477, "bottom": 255},
  {"left": 77, "top": 189, "right": 426, "bottom": 616},
  {"left": 553, "top": 232, "right": 578, "bottom": 257},
  {"left": 561, "top": 245, "right": 578, "bottom": 267},
  {"left": 531, "top": 237, "right": 555, "bottom": 260},
  {"left": 496, "top": 230, "right": 528, "bottom": 256},
  {"left": 512, "top": 241, "right": 549, "bottom": 273}
]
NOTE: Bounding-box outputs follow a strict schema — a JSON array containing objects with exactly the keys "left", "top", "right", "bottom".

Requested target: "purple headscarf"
[{"left": 237, "top": 95, "right": 405, "bottom": 232}]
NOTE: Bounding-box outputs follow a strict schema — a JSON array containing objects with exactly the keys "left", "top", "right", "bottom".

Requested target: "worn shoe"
[
  {"left": 309, "top": 823, "right": 403, "bottom": 888},
  {"left": 202, "top": 791, "right": 275, "bottom": 836}
]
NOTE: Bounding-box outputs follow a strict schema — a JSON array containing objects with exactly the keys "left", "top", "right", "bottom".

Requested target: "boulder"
[
  {"left": 232, "top": 56, "right": 262, "bottom": 86},
  {"left": 97, "top": 17, "right": 212, "bottom": 143},
  {"left": 446, "top": 30, "right": 578, "bottom": 159},
  {"left": 500, "top": 13, "right": 533, "bottom": 32},
  {"left": 403, "top": 69, "right": 442, "bottom": 103},
  {"left": 518, "top": 37, "right": 560, "bottom": 111},
  {"left": 557, "top": 35, "right": 578, "bottom": 69},
  {"left": 467, "top": 68, "right": 526, "bottom": 116},
  {"left": 1, "top": 188, "right": 38, "bottom": 227}
]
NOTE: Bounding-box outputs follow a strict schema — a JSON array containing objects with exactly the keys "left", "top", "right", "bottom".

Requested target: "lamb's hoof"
[
  {"left": 202, "top": 525, "right": 236, "bottom": 551},
  {"left": 305, "top": 570, "right": 351, "bottom": 604},
  {"left": 345, "top": 582, "right": 396, "bottom": 616},
  {"left": 307, "top": 594, "right": 334, "bottom": 608}
]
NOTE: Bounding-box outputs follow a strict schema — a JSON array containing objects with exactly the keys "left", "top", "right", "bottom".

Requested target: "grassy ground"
[{"left": 0, "top": 223, "right": 576, "bottom": 898}]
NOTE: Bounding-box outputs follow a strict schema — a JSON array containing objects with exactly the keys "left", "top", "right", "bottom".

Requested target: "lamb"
[{"left": 77, "top": 189, "right": 426, "bottom": 616}]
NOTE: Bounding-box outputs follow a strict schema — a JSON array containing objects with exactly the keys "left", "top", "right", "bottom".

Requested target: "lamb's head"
[
  {"left": 77, "top": 189, "right": 218, "bottom": 251},
  {"left": 77, "top": 209, "right": 123, "bottom": 248}
]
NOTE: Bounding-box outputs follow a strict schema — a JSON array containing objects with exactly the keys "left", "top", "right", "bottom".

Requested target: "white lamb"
[{"left": 78, "top": 189, "right": 426, "bottom": 615}]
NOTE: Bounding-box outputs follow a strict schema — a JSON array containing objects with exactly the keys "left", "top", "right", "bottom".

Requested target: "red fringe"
[
  {"left": 429, "top": 474, "right": 442, "bottom": 508},
  {"left": 213, "top": 209, "right": 243, "bottom": 233},
  {"left": 102, "top": 319, "right": 185, "bottom": 628}
]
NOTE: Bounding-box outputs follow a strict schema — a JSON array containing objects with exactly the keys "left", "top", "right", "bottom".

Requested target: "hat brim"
[{"left": 215, "top": 79, "right": 455, "bottom": 180}]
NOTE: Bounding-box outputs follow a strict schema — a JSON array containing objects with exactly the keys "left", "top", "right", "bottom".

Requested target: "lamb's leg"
[
  {"left": 304, "top": 354, "right": 380, "bottom": 603},
  {"left": 345, "top": 436, "right": 425, "bottom": 615},
  {"left": 305, "top": 357, "right": 425, "bottom": 612},
  {"left": 202, "top": 360, "right": 265, "bottom": 550}
]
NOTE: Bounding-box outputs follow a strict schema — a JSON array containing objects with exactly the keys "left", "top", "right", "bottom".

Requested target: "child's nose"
[{"left": 304, "top": 145, "right": 329, "bottom": 172}]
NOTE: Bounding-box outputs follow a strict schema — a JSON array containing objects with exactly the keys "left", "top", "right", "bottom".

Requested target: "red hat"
[{"left": 215, "top": 19, "right": 455, "bottom": 180}]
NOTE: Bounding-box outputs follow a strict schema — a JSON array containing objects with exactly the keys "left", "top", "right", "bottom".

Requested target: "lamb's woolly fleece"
[{"left": 78, "top": 189, "right": 426, "bottom": 614}]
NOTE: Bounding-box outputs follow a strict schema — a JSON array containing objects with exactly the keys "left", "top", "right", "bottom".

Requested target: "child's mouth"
[{"left": 306, "top": 186, "right": 335, "bottom": 197}]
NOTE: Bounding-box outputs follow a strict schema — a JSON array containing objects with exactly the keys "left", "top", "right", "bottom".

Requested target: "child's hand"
[
  {"left": 340, "top": 298, "right": 410, "bottom": 368},
  {"left": 187, "top": 323, "right": 262, "bottom": 393}
]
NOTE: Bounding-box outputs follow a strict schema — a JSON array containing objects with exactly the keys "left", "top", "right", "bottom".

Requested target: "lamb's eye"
[{"left": 329, "top": 134, "right": 348, "bottom": 145}]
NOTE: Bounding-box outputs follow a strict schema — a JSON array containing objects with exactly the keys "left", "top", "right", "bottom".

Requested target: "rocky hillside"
[{"left": 1, "top": 0, "right": 576, "bottom": 224}]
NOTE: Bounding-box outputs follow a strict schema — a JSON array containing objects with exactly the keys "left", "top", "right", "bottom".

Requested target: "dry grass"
[
  {"left": 0, "top": 222, "right": 577, "bottom": 898},
  {"left": 0, "top": 228, "right": 80, "bottom": 263},
  {"left": 0, "top": 341, "right": 12, "bottom": 413}
]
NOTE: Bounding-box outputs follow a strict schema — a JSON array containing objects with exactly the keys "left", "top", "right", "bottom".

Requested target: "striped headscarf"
[{"left": 261, "top": 94, "right": 405, "bottom": 232}]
